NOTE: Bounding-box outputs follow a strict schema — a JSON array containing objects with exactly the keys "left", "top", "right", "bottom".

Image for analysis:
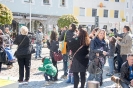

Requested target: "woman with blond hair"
[
  {"left": 14, "top": 26, "right": 33, "bottom": 83},
  {"left": 87, "top": 29, "right": 109, "bottom": 86}
]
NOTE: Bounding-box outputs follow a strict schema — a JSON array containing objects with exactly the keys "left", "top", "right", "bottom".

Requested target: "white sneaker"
[{"left": 44, "top": 81, "right": 50, "bottom": 86}]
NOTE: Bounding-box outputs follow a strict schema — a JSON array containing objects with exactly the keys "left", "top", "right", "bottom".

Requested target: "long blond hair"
[{"left": 95, "top": 29, "right": 107, "bottom": 40}]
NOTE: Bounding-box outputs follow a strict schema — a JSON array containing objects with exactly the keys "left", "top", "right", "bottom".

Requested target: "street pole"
[{"left": 29, "top": 0, "right": 32, "bottom": 32}]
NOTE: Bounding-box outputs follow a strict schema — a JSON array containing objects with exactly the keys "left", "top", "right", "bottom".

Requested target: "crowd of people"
[{"left": 0, "top": 24, "right": 133, "bottom": 88}]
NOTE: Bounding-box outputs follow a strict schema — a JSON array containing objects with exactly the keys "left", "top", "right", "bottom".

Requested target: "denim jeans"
[
  {"left": 35, "top": 44, "right": 42, "bottom": 57},
  {"left": 63, "top": 54, "right": 68, "bottom": 76},
  {"left": 120, "top": 81, "right": 129, "bottom": 88},
  {"left": 108, "top": 57, "right": 114, "bottom": 74},
  {"left": 44, "top": 73, "right": 52, "bottom": 81}
]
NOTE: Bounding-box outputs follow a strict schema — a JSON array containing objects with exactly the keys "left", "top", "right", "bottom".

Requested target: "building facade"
[
  {"left": 72, "top": 0, "right": 130, "bottom": 32},
  {"left": 0, "top": 0, "right": 73, "bottom": 34}
]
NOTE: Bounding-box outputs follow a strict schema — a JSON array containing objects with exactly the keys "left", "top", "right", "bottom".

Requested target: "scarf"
[{"left": 94, "top": 37, "right": 106, "bottom": 48}]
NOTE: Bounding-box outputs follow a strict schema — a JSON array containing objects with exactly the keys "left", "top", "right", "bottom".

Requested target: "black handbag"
[{"left": 29, "top": 44, "right": 35, "bottom": 54}]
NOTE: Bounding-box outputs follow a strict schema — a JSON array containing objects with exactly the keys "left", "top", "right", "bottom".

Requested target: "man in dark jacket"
[{"left": 120, "top": 53, "right": 133, "bottom": 88}]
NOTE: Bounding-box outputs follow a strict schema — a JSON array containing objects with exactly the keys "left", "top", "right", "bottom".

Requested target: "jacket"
[
  {"left": 36, "top": 30, "right": 43, "bottom": 44},
  {"left": 108, "top": 42, "right": 116, "bottom": 57},
  {"left": 89, "top": 37, "right": 109, "bottom": 61},
  {"left": 59, "top": 30, "right": 75, "bottom": 51},
  {"left": 14, "top": 35, "right": 32, "bottom": 55},
  {"left": 38, "top": 57, "right": 57, "bottom": 77},
  {"left": 47, "top": 40, "right": 59, "bottom": 58},
  {"left": 117, "top": 32, "right": 132, "bottom": 55},
  {"left": 120, "top": 61, "right": 133, "bottom": 85},
  {"left": 69, "top": 37, "right": 89, "bottom": 72}
]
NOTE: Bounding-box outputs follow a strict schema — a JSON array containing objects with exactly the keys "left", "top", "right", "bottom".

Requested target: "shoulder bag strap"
[
  {"left": 72, "top": 45, "right": 83, "bottom": 59},
  {"left": 63, "top": 31, "right": 68, "bottom": 42},
  {"left": 17, "top": 36, "right": 26, "bottom": 48}
]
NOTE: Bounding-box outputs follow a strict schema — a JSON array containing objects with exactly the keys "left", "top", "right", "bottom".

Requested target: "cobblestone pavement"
[{"left": 0, "top": 46, "right": 118, "bottom": 88}]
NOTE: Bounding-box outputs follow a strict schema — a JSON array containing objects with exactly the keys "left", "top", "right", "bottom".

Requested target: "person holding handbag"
[
  {"left": 69, "top": 26, "right": 90, "bottom": 88},
  {"left": 14, "top": 26, "right": 33, "bottom": 83},
  {"left": 47, "top": 31, "right": 59, "bottom": 81},
  {"left": 87, "top": 29, "right": 109, "bottom": 86}
]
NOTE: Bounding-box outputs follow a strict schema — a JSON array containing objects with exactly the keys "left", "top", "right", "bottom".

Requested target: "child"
[
  {"left": 38, "top": 57, "right": 57, "bottom": 86},
  {"left": 106, "top": 36, "right": 116, "bottom": 76},
  {"left": 66, "top": 50, "right": 74, "bottom": 84}
]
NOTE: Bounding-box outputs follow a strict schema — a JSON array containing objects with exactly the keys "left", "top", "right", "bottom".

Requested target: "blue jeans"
[
  {"left": 108, "top": 57, "right": 114, "bottom": 74},
  {"left": 120, "top": 81, "right": 129, "bottom": 88},
  {"left": 35, "top": 44, "right": 42, "bottom": 57},
  {"left": 63, "top": 54, "right": 68, "bottom": 76}
]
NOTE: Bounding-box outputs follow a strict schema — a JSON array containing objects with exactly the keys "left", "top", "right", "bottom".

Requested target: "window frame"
[
  {"left": 103, "top": 9, "right": 108, "bottom": 17},
  {"left": 92, "top": 9, "right": 97, "bottom": 17},
  {"left": 104, "top": 0, "right": 109, "bottom": 1},
  {"left": 114, "top": 10, "right": 119, "bottom": 18},
  {"left": 79, "top": 7, "right": 85, "bottom": 16}
]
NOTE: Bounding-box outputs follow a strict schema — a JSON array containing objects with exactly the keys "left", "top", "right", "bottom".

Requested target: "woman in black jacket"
[
  {"left": 69, "top": 27, "right": 90, "bottom": 88},
  {"left": 14, "top": 26, "right": 33, "bottom": 83},
  {"left": 47, "top": 31, "right": 59, "bottom": 81},
  {"left": 88, "top": 29, "right": 109, "bottom": 86}
]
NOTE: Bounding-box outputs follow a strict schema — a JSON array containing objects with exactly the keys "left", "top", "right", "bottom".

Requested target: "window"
[
  {"left": 92, "top": 9, "right": 97, "bottom": 17},
  {"left": 23, "top": 0, "right": 34, "bottom": 4},
  {"left": 79, "top": 7, "right": 85, "bottom": 16},
  {"left": 127, "top": 2, "right": 129, "bottom": 8},
  {"left": 60, "top": 0, "right": 66, "bottom": 6},
  {"left": 104, "top": 10, "right": 108, "bottom": 17},
  {"left": 24, "top": 0, "right": 29, "bottom": 2},
  {"left": 104, "top": 0, "right": 109, "bottom": 1},
  {"left": 43, "top": 0, "right": 50, "bottom": 5},
  {"left": 114, "top": 10, "right": 119, "bottom": 18},
  {"left": 126, "top": 16, "right": 128, "bottom": 22},
  {"left": 115, "top": 0, "right": 119, "bottom": 2}
]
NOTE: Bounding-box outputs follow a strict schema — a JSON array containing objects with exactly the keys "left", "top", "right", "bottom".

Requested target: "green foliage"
[
  {"left": 57, "top": 14, "right": 78, "bottom": 29},
  {"left": 0, "top": 3, "right": 13, "bottom": 25}
]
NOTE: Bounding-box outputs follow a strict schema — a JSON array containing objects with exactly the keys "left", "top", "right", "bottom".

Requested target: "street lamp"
[{"left": 29, "top": 0, "right": 32, "bottom": 32}]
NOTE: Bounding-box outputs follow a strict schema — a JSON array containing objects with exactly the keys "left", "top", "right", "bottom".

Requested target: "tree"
[
  {"left": 0, "top": 3, "right": 13, "bottom": 25},
  {"left": 57, "top": 14, "right": 78, "bottom": 29}
]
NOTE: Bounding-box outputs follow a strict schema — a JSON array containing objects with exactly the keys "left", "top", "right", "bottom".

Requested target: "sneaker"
[
  {"left": 44, "top": 81, "right": 50, "bottom": 86},
  {"left": 18, "top": 80, "right": 23, "bottom": 83}
]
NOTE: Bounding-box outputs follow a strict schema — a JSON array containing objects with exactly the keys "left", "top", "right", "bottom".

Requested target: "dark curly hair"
[{"left": 50, "top": 31, "right": 57, "bottom": 43}]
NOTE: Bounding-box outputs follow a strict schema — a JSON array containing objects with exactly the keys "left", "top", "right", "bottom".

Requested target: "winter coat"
[
  {"left": 47, "top": 40, "right": 59, "bottom": 58},
  {"left": 38, "top": 57, "right": 57, "bottom": 77},
  {"left": 69, "top": 37, "right": 89, "bottom": 72},
  {"left": 59, "top": 30, "right": 76, "bottom": 52},
  {"left": 36, "top": 30, "right": 43, "bottom": 44},
  {"left": 120, "top": 61, "right": 133, "bottom": 85},
  {"left": 108, "top": 42, "right": 116, "bottom": 57},
  {"left": 117, "top": 32, "right": 132, "bottom": 55},
  {"left": 89, "top": 37, "right": 109, "bottom": 61},
  {"left": 14, "top": 35, "right": 32, "bottom": 55}
]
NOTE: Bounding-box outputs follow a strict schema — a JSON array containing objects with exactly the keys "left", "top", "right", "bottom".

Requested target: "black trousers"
[
  {"left": 0, "top": 62, "right": 2, "bottom": 72},
  {"left": 17, "top": 54, "right": 31, "bottom": 81},
  {"left": 51, "top": 57, "right": 58, "bottom": 80},
  {"left": 73, "top": 72, "right": 86, "bottom": 88}
]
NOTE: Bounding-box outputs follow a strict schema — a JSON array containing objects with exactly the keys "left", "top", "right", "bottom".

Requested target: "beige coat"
[{"left": 117, "top": 32, "right": 132, "bottom": 55}]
